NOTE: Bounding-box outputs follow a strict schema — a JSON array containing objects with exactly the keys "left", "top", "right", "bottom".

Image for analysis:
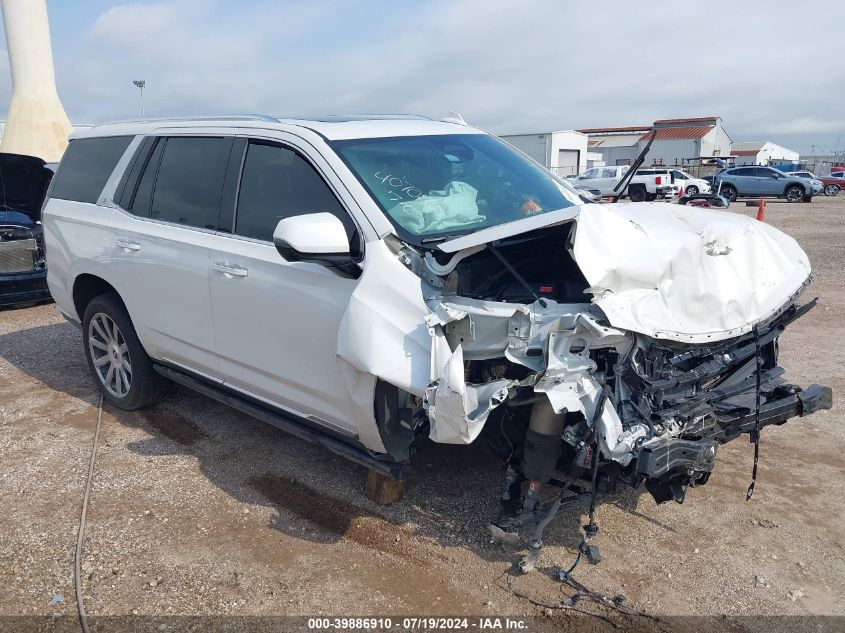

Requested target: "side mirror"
[{"left": 273, "top": 213, "right": 354, "bottom": 271}]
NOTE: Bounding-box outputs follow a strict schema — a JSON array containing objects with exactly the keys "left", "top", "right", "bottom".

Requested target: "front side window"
[
  {"left": 332, "top": 134, "right": 581, "bottom": 243},
  {"left": 234, "top": 141, "right": 355, "bottom": 242},
  {"left": 581, "top": 168, "right": 600, "bottom": 179},
  {"left": 147, "top": 137, "right": 232, "bottom": 229}
]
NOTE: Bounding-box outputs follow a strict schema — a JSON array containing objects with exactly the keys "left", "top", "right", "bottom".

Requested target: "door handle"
[
  {"left": 214, "top": 262, "right": 248, "bottom": 278},
  {"left": 116, "top": 239, "right": 141, "bottom": 252}
]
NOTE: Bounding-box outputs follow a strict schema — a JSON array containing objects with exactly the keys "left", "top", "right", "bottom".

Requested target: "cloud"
[{"left": 1, "top": 0, "right": 843, "bottom": 152}]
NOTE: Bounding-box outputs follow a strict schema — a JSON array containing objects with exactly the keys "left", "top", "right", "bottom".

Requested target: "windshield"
[{"left": 331, "top": 134, "right": 581, "bottom": 243}]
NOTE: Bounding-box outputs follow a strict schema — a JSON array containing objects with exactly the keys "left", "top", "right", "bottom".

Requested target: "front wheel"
[
  {"left": 824, "top": 184, "right": 840, "bottom": 196},
  {"left": 685, "top": 185, "right": 699, "bottom": 196},
  {"left": 785, "top": 185, "right": 804, "bottom": 203},
  {"left": 719, "top": 184, "right": 737, "bottom": 202},
  {"left": 83, "top": 293, "right": 171, "bottom": 410}
]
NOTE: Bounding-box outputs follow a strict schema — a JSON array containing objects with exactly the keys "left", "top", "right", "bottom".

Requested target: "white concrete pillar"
[{"left": 1, "top": 0, "right": 72, "bottom": 162}]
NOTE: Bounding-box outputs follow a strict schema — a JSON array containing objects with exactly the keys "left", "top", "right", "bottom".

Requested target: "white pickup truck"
[{"left": 570, "top": 165, "right": 674, "bottom": 201}]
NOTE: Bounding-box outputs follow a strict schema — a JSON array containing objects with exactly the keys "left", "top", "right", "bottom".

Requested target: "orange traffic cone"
[
  {"left": 756, "top": 198, "right": 766, "bottom": 222},
  {"left": 678, "top": 185, "right": 685, "bottom": 199}
]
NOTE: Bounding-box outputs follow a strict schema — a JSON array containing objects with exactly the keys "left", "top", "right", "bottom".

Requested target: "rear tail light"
[{"left": 655, "top": 176, "right": 662, "bottom": 185}]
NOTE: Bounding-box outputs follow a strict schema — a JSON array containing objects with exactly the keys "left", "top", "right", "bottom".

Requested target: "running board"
[{"left": 153, "top": 363, "right": 407, "bottom": 480}]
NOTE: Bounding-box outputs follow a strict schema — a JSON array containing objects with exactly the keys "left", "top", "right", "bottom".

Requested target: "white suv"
[{"left": 44, "top": 115, "right": 829, "bottom": 520}]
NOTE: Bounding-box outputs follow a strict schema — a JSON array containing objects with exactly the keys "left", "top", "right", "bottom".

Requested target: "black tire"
[
  {"left": 802, "top": 194, "right": 812, "bottom": 203},
  {"left": 82, "top": 293, "right": 171, "bottom": 410},
  {"left": 824, "top": 184, "right": 840, "bottom": 196},
  {"left": 685, "top": 185, "right": 699, "bottom": 196},
  {"left": 720, "top": 184, "right": 737, "bottom": 202},
  {"left": 785, "top": 185, "right": 804, "bottom": 203},
  {"left": 628, "top": 186, "right": 647, "bottom": 202}
]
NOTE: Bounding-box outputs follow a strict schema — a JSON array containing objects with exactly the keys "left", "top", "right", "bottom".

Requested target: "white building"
[
  {"left": 730, "top": 141, "right": 799, "bottom": 166},
  {"left": 0, "top": 119, "right": 92, "bottom": 156},
  {"left": 498, "top": 130, "right": 588, "bottom": 177},
  {"left": 580, "top": 117, "right": 733, "bottom": 169}
]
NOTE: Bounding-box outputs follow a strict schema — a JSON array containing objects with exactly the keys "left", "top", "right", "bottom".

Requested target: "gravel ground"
[{"left": 0, "top": 196, "right": 843, "bottom": 631}]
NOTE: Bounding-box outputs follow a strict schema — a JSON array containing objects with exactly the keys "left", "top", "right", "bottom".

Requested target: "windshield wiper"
[{"left": 487, "top": 242, "right": 547, "bottom": 307}]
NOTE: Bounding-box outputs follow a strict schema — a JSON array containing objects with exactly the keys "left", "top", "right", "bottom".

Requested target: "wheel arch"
[
  {"left": 72, "top": 274, "right": 128, "bottom": 322},
  {"left": 784, "top": 181, "right": 805, "bottom": 195}
]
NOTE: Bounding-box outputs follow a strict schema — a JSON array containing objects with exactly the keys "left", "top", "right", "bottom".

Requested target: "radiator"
[{"left": 0, "top": 239, "right": 37, "bottom": 274}]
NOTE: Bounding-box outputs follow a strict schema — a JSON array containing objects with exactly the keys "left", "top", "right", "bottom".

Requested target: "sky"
[{"left": 1, "top": 0, "right": 843, "bottom": 154}]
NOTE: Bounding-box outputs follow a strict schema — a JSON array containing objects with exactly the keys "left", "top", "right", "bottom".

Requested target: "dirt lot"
[{"left": 1, "top": 196, "right": 843, "bottom": 630}]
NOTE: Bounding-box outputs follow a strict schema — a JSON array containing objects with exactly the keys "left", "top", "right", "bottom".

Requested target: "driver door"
[{"left": 209, "top": 138, "right": 362, "bottom": 436}]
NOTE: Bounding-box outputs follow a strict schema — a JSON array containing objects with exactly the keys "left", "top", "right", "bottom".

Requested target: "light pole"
[{"left": 132, "top": 79, "right": 145, "bottom": 117}]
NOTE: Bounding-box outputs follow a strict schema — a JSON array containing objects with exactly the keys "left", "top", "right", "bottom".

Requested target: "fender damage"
[{"left": 337, "top": 202, "right": 831, "bottom": 503}]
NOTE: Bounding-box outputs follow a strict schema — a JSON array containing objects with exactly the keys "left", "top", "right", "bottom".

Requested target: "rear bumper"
[
  {"left": 0, "top": 269, "right": 52, "bottom": 307},
  {"left": 636, "top": 383, "right": 833, "bottom": 479}
]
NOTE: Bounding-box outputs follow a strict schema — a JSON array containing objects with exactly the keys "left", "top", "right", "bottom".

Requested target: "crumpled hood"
[{"left": 571, "top": 202, "right": 811, "bottom": 342}]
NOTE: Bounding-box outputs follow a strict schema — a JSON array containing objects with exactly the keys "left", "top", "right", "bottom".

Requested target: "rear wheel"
[
  {"left": 785, "top": 185, "right": 804, "bottom": 203},
  {"left": 824, "top": 184, "right": 840, "bottom": 196},
  {"left": 628, "top": 186, "right": 647, "bottom": 202},
  {"left": 720, "top": 184, "right": 737, "bottom": 202},
  {"left": 685, "top": 185, "right": 699, "bottom": 196},
  {"left": 83, "top": 293, "right": 171, "bottom": 410}
]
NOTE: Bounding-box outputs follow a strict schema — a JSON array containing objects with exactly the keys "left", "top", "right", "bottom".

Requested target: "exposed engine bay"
[{"left": 336, "top": 201, "right": 832, "bottom": 571}]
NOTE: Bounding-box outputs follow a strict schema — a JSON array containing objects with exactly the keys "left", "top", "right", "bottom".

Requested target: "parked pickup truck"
[{"left": 570, "top": 165, "right": 674, "bottom": 201}]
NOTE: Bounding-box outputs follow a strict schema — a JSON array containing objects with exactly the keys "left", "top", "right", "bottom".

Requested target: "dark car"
[
  {"left": 0, "top": 153, "right": 55, "bottom": 307},
  {"left": 713, "top": 166, "right": 814, "bottom": 203}
]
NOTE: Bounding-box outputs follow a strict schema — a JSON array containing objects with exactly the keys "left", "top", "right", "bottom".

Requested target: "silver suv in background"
[
  {"left": 42, "top": 115, "right": 830, "bottom": 544},
  {"left": 713, "top": 166, "right": 817, "bottom": 202}
]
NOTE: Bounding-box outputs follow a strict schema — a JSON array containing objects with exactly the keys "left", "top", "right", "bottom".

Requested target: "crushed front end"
[
  {"left": 399, "top": 207, "right": 832, "bottom": 569},
  {"left": 337, "top": 201, "right": 832, "bottom": 569}
]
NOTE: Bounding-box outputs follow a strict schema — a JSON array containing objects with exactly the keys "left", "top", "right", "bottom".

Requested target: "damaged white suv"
[{"left": 44, "top": 115, "right": 830, "bottom": 541}]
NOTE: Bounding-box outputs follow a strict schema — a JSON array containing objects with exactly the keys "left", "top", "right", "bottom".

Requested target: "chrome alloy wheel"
[{"left": 88, "top": 312, "right": 132, "bottom": 398}]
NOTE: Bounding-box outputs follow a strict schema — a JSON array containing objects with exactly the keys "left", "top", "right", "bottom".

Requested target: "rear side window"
[
  {"left": 145, "top": 137, "right": 232, "bottom": 229},
  {"left": 234, "top": 141, "right": 355, "bottom": 242},
  {"left": 50, "top": 136, "right": 132, "bottom": 203},
  {"left": 129, "top": 138, "right": 165, "bottom": 217},
  {"left": 731, "top": 168, "right": 755, "bottom": 177}
]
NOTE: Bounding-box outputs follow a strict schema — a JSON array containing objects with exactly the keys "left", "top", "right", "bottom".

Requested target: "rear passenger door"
[
  {"left": 110, "top": 134, "right": 235, "bottom": 376},
  {"left": 754, "top": 167, "right": 780, "bottom": 195},
  {"left": 208, "top": 137, "right": 362, "bottom": 436}
]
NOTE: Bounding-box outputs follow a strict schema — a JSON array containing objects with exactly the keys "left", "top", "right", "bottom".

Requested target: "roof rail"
[{"left": 92, "top": 114, "right": 279, "bottom": 128}]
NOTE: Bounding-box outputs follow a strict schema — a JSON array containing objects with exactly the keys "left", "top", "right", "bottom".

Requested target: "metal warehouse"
[
  {"left": 498, "top": 130, "right": 588, "bottom": 177},
  {"left": 580, "top": 117, "right": 733, "bottom": 168}
]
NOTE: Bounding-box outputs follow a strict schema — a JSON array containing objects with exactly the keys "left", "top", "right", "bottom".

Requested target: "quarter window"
[
  {"left": 234, "top": 141, "right": 355, "bottom": 242},
  {"left": 147, "top": 137, "right": 232, "bottom": 229},
  {"left": 50, "top": 136, "right": 132, "bottom": 203}
]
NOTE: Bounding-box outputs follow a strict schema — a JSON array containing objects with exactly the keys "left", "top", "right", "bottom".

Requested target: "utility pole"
[{"left": 132, "top": 79, "right": 145, "bottom": 117}]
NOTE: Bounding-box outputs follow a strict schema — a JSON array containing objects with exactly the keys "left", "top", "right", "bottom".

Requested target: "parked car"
[
  {"left": 571, "top": 165, "right": 673, "bottom": 201},
  {"left": 666, "top": 169, "right": 711, "bottom": 195},
  {"left": 713, "top": 166, "right": 815, "bottom": 202},
  {"left": 0, "top": 153, "right": 55, "bottom": 307},
  {"left": 43, "top": 116, "right": 830, "bottom": 542},
  {"left": 786, "top": 171, "right": 824, "bottom": 196},
  {"left": 817, "top": 171, "right": 845, "bottom": 196}
]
